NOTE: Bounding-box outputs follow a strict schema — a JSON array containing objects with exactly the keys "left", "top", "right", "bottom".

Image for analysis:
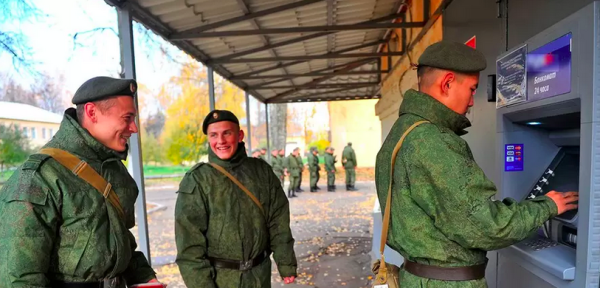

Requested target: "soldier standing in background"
[
  {"left": 324, "top": 147, "right": 337, "bottom": 192},
  {"left": 308, "top": 147, "right": 321, "bottom": 192},
  {"left": 286, "top": 148, "right": 301, "bottom": 198},
  {"left": 271, "top": 148, "right": 285, "bottom": 186},
  {"left": 342, "top": 142, "right": 358, "bottom": 191},
  {"left": 259, "top": 147, "right": 267, "bottom": 161},
  {"left": 295, "top": 151, "right": 305, "bottom": 193}
]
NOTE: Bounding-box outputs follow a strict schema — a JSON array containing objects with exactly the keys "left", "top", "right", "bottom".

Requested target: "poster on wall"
[
  {"left": 496, "top": 44, "right": 528, "bottom": 108},
  {"left": 527, "top": 33, "right": 572, "bottom": 102}
]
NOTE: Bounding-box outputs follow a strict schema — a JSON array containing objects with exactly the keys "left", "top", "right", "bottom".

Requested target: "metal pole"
[
  {"left": 265, "top": 103, "right": 271, "bottom": 162},
  {"left": 117, "top": 4, "right": 151, "bottom": 264},
  {"left": 208, "top": 67, "right": 215, "bottom": 111},
  {"left": 245, "top": 91, "right": 252, "bottom": 152}
]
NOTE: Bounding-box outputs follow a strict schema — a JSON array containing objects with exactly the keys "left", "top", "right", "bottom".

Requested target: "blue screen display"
[{"left": 527, "top": 33, "right": 572, "bottom": 101}]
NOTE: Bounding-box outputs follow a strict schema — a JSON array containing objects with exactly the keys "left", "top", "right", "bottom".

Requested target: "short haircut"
[
  {"left": 417, "top": 66, "right": 437, "bottom": 89},
  {"left": 76, "top": 97, "right": 119, "bottom": 121}
]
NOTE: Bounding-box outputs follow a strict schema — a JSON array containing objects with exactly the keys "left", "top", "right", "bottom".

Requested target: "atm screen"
[{"left": 542, "top": 150, "right": 579, "bottom": 222}]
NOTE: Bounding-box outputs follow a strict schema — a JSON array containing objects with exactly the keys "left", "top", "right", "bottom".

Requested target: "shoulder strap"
[
  {"left": 38, "top": 148, "right": 126, "bottom": 221},
  {"left": 209, "top": 163, "right": 266, "bottom": 217},
  {"left": 380, "top": 121, "right": 430, "bottom": 256}
]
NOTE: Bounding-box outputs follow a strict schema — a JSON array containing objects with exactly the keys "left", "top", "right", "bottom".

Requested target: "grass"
[{"left": 143, "top": 165, "right": 190, "bottom": 176}]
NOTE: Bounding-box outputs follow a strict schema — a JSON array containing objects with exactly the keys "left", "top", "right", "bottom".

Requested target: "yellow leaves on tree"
[
  {"left": 160, "top": 59, "right": 249, "bottom": 165},
  {"left": 162, "top": 61, "right": 209, "bottom": 165}
]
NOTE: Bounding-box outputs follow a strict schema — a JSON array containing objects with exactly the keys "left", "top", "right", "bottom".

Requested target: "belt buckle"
[{"left": 240, "top": 259, "right": 253, "bottom": 271}]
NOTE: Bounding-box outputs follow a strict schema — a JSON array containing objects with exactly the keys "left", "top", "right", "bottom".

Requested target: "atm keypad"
[{"left": 524, "top": 238, "right": 558, "bottom": 251}]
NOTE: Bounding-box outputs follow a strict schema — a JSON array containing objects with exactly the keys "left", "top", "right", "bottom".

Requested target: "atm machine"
[{"left": 495, "top": 2, "right": 600, "bottom": 287}]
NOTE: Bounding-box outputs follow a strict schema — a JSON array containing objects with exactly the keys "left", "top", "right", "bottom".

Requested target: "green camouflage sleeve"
[
  {"left": 0, "top": 170, "right": 58, "bottom": 288},
  {"left": 267, "top": 170, "right": 297, "bottom": 277},
  {"left": 174, "top": 173, "right": 217, "bottom": 288},
  {"left": 405, "top": 126, "right": 557, "bottom": 251},
  {"left": 122, "top": 231, "right": 157, "bottom": 284}
]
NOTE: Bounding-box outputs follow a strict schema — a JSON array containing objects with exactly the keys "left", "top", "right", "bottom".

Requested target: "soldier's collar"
[
  {"left": 208, "top": 141, "right": 247, "bottom": 168},
  {"left": 399, "top": 89, "right": 471, "bottom": 135}
]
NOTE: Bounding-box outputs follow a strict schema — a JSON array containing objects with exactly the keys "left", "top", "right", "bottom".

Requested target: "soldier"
[
  {"left": 286, "top": 148, "right": 302, "bottom": 198},
  {"left": 342, "top": 142, "right": 358, "bottom": 191},
  {"left": 175, "top": 110, "right": 297, "bottom": 288},
  {"left": 307, "top": 147, "right": 321, "bottom": 192},
  {"left": 0, "top": 76, "right": 161, "bottom": 287},
  {"left": 324, "top": 147, "right": 337, "bottom": 192},
  {"left": 374, "top": 41, "right": 578, "bottom": 287},
  {"left": 279, "top": 149, "right": 288, "bottom": 186},
  {"left": 294, "top": 150, "right": 305, "bottom": 193},
  {"left": 271, "top": 148, "right": 285, "bottom": 186}
]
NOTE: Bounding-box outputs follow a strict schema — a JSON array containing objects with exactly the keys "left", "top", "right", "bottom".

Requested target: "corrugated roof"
[
  {"left": 0, "top": 101, "right": 63, "bottom": 124},
  {"left": 104, "top": 0, "right": 433, "bottom": 103}
]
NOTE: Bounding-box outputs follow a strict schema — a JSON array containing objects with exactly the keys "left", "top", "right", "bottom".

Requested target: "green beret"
[
  {"left": 418, "top": 41, "right": 487, "bottom": 73},
  {"left": 202, "top": 110, "right": 240, "bottom": 134},
  {"left": 72, "top": 76, "right": 137, "bottom": 105}
]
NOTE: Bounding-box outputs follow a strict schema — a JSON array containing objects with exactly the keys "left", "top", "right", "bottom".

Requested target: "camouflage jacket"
[
  {"left": 0, "top": 108, "right": 156, "bottom": 287},
  {"left": 295, "top": 155, "right": 304, "bottom": 171},
  {"left": 324, "top": 153, "right": 336, "bottom": 172},
  {"left": 285, "top": 154, "right": 301, "bottom": 177},
  {"left": 270, "top": 156, "right": 284, "bottom": 174},
  {"left": 175, "top": 143, "right": 297, "bottom": 288},
  {"left": 375, "top": 90, "right": 557, "bottom": 287},
  {"left": 342, "top": 146, "right": 356, "bottom": 168},
  {"left": 307, "top": 153, "right": 320, "bottom": 172}
]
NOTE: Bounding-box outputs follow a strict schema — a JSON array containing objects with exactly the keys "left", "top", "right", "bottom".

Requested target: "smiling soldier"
[
  {"left": 0, "top": 76, "right": 160, "bottom": 287},
  {"left": 175, "top": 110, "right": 297, "bottom": 288}
]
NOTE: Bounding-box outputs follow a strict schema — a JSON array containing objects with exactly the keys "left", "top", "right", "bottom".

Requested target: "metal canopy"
[{"left": 104, "top": 0, "right": 444, "bottom": 103}]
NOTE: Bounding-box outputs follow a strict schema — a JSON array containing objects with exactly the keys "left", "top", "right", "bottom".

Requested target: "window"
[
  {"left": 23, "top": 127, "right": 28, "bottom": 137},
  {"left": 31, "top": 127, "right": 36, "bottom": 139},
  {"left": 42, "top": 128, "right": 46, "bottom": 139},
  {"left": 50, "top": 128, "right": 54, "bottom": 137}
]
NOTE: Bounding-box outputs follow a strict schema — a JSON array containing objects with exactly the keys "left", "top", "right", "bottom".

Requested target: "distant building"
[{"left": 0, "top": 101, "right": 62, "bottom": 148}]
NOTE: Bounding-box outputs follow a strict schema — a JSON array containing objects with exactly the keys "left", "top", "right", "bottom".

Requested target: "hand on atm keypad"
[{"left": 545, "top": 191, "right": 578, "bottom": 215}]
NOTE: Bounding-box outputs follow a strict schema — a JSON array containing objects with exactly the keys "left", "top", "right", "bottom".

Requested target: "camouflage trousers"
[
  {"left": 327, "top": 172, "right": 335, "bottom": 186},
  {"left": 289, "top": 176, "right": 300, "bottom": 192},
  {"left": 345, "top": 168, "right": 356, "bottom": 186},
  {"left": 310, "top": 170, "right": 320, "bottom": 187}
]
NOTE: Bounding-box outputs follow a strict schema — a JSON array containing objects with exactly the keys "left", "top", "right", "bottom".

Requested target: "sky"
[{"left": 0, "top": 0, "right": 329, "bottom": 131}]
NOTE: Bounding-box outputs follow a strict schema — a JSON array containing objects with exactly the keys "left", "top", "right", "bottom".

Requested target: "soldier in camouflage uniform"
[
  {"left": 0, "top": 77, "right": 160, "bottom": 288},
  {"left": 374, "top": 41, "right": 579, "bottom": 287},
  {"left": 324, "top": 147, "right": 336, "bottom": 192},
  {"left": 175, "top": 110, "right": 297, "bottom": 288},
  {"left": 295, "top": 152, "right": 305, "bottom": 192},
  {"left": 270, "top": 148, "right": 285, "bottom": 186},
  {"left": 285, "top": 148, "right": 301, "bottom": 198},
  {"left": 342, "top": 143, "right": 357, "bottom": 191},
  {"left": 307, "top": 147, "right": 321, "bottom": 192}
]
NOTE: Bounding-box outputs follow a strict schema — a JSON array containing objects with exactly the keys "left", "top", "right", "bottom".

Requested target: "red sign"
[{"left": 465, "top": 36, "right": 476, "bottom": 49}]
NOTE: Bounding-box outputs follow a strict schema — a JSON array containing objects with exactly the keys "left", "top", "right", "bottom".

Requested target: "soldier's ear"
[{"left": 238, "top": 129, "right": 245, "bottom": 142}]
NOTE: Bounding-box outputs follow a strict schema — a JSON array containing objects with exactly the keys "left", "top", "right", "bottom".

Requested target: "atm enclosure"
[{"left": 495, "top": 2, "right": 600, "bottom": 287}]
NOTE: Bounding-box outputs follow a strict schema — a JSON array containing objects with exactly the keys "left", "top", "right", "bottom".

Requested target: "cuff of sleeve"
[
  {"left": 278, "top": 265, "right": 298, "bottom": 277},
  {"left": 532, "top": 195, "right": 559, "bottom": 217}
]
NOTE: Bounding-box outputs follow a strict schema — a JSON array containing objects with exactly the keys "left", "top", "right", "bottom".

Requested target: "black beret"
[
  {"left": 202, "top": 110, "right": 240, "bottom": 134},
  {"left": 72, "top": 76, "right": 137, "bottom": 105},
  {"left": 418, "top": 41, "right": 487, "bottom": 73}
]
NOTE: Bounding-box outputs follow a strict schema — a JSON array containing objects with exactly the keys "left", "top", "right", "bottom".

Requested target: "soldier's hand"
[
  {"left": 283, "top": 276, "right": 296, "bottom": 284},
  {"left": 546, "top": 191, "right": 578, "bottom": 215}
]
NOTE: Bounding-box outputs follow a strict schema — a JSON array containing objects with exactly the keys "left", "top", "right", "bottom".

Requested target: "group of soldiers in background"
[{"left": 251, "top": 142, "right": 358, "bottom": 199}]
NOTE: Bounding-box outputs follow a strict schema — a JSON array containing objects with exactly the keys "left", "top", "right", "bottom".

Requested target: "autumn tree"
[
  {"left": 1, "top": 0, "right": 43, "bottom": 72},
  {"left": 161, "top": 60, "right": 210, "bottom": 165}
]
